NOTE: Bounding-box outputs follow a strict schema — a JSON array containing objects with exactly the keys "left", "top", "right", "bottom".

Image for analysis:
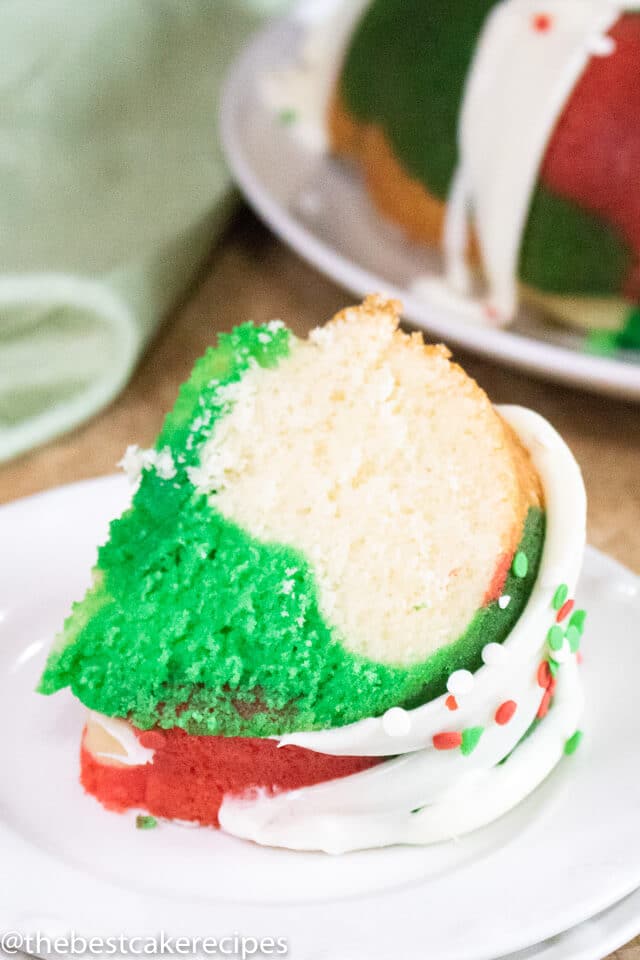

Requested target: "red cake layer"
[
  {"left": 80, "top": 725, "right": 382, "bottom": 827},
  {"left": 541, "top": 14, "right": 640, "bottom": 298}
]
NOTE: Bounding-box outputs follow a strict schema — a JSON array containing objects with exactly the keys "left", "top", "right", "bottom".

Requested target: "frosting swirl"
[{"left": 218, "top": 406, "right": 587, "bottom": 852}]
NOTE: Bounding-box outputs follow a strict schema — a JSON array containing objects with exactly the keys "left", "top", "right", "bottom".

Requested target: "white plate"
[
  {"left": 0, "top": 475, "right": 639, "bottom": 960},
  {"left": 220, "top": 6, "right": 640, "bottom": 401},
  {"left": 508, "top": 887, "right": 640, "bottom": 960},
  {"left": 1, "top": 897, "right": 637, "bottom": 960}
]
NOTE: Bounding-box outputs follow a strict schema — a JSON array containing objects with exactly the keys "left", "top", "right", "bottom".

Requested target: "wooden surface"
[{"left": 1, "top": 210, "right": 639, "bottom": 957}]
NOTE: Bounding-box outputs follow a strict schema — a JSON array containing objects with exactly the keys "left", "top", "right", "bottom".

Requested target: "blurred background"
[
  {"left": 0, "top": 3, "right": 637, "bottom": 956},
  {"left": 0, "top": 0, "right": 289, "bottom": 463},
  {"left": 0, "top": 0, "right": 637, "bottom": 583}
]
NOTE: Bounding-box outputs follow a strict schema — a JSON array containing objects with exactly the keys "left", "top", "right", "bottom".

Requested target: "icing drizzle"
[
  {"left": 442, "top": 0, "right": 627, "bottom": 323},
  {"left": 216, "top": 406, "right": 587, "bottom": 851}
]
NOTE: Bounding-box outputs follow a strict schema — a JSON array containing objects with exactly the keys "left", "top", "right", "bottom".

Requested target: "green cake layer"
[
  {"left": 39, "top": 324, "right": 545, "bottom": 737},
  {"left": 338, "top": 0, "right": 634, "bottom": 297}
]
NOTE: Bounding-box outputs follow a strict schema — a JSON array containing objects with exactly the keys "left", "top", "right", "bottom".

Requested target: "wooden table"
[{"left": 1, "top": 210, "right": 638, "bottom": 958}]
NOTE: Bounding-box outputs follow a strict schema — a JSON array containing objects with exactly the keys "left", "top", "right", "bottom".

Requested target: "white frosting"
[
  {"left": 88, "top": 712, "right": 156, "bottom": 767},
  {"left": 217, "top": 406, "right": 587, "bottom": 852},
  {"left": 440, "top": 0, "right": 625, "bottom": 323},
  {"left": 264, "top": 0, "right": 632, "bottom": 326},
  {"left": 220, "top": 661, "right": 582, "bottom": 853}
]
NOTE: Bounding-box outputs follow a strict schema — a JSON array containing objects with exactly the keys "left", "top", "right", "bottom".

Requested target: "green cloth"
[{"left": 0, "top": 0, "right": 287, "bottom": 463}]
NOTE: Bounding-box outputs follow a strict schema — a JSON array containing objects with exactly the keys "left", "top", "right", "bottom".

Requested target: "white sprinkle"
[
  {"left": 257, "top": 332, "right": 272, "bottom": 344},
  {"left": 382, "top": 707, "right": 412, "bottom": 737},
  {"left": 498, "top": 594, "right": 511, "bottom": 610},
  {"left": 280, "top": 579, "right": 295, "bottom": 595},
  {"left": 482, "top": 643, "right": 506, "bottom": 667},
  {"left": 447, "top": 669, "right": 474, "bottom": 698}
]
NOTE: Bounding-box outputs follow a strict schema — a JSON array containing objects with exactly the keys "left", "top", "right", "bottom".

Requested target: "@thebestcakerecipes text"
[{"left": 0, "top": 931, "right": 289, "bottom": 958}]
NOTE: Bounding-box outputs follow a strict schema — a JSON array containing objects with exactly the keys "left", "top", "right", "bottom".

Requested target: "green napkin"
[{"left": 0, "top": 0, "right": 288, "bottom": 463}]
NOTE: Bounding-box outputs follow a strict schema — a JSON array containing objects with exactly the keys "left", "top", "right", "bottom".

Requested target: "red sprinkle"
[
  {"left": 548, "top": 676, "right": 557, "bottom": 698},
  {"left": 495, "top": 700, "right": 517, "bottom": 726},
  {"left": 537, "top": 689, "right": 552, "bottom": 720},
  {"left": 445, "top": 695, "right": 459, "bottom": 711},
  {"left": 433, "top": 732, "right": 463, "bottom": 751},
  {"left": 537, "top": 661, "right": 552, "bottom": 689},
  {"left": 577, "top": 651, "right": 584, "bottom": 666},
  {"left": 138, "top": 731, "right": 166, "bottom": 750},
  {"left": 556, "top": 598, "right": 575, "bottom": 623},
  {"left": 532, "top": 13, "right": 553, "bottom": 32}
]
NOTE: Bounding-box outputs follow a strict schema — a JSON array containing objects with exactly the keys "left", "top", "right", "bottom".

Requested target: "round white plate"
[
  {"left": 1, "top": 475, "right": 639, "bottom": 960},
  {"left": 220, "top": 5, "right": 640, "bottom": 401},
  {"left": 508, "top": 887, "right": 640, "bottom": 960}
]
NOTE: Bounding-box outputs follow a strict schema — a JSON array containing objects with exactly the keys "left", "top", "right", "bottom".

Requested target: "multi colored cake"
[
  {"left": 329, "top": 0, "right": 640, "bottom": 347},
  {"left": 38, "top": 296, "right": 587, "bottom": 852}
]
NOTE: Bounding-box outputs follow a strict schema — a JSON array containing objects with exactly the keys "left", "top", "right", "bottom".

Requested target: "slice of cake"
[{"left": 38, "top": 297, "right": 586, "bottom": 851}]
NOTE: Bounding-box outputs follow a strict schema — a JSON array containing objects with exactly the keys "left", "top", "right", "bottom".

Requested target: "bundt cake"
[
  {"left": 329, "top": 0, "right": 640, "bottom": 349},
  {"left": 38, "top": 297, "right": 587, "bottom": 851}
]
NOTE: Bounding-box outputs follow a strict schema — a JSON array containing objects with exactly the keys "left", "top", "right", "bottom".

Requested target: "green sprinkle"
[
  {"left": 461, "top": 726, "right": 484, "bottom": 756},
  {"left": 547, "top": 625, "right": 565, "bottom": 652},
  {"left": 278, "top": 108, "right": 298, "bottom": 125},
  {"left": 564, "top": 730, "right": 583, "bottom": 756},
  {"left": 548, "top": 658, "right": 560, "bottom": 677},
  {"left": 512, "top": 552, "right": 528, "bottom": 578},
  {"left": 136, "top": 815, "right": 157, "bottom": 830},
  {"left": 552, "top": 583, "right": 569, "bottom": 610},
  {"left": 566, "top": 624, "right": 581, "bottom": 653},
  {"left": 569, "top": 609, "right": 587, "bottom": 635}
]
